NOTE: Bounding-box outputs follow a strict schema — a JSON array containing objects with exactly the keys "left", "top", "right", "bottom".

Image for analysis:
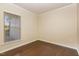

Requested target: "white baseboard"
[
  {"left": 38, "top": 39, "right": 78, "bottom": 50},
  {"left": 0, "top": 40, "right": 36, "bottom": 53},
  {"left": 76, "top": 49, "right": 79, "bottom": 55}
]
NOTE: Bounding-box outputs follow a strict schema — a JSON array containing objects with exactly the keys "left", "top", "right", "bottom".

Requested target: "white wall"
[
  {"left": 0, "top": 3, "right": 37, "bottom": 52},
  {"left": 38, "top": 4, "right": 77, "bottom": 49}
]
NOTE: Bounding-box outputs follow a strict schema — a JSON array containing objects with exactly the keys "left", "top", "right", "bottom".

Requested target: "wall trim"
[
  {"left": 0, "top": 40, "right": 36, "bottom": 53},
  {"left": 38, "top": 39, "right": 78, "bottom": 50}
]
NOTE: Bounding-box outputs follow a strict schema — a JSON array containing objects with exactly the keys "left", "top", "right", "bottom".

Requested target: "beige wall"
[
  {"left": 38, "top": 4, "right": 77, "bottom": 49},
  {"left": 0, "top": 3, "right": 37, "bottom": 52},
  {"left": 77, "top": 4, "right": 79, "bottom": 52}
]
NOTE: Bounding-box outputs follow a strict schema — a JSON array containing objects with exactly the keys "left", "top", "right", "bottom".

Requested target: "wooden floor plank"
[{"left": 0, "top": 40, "right": 78, "bottom": 56}]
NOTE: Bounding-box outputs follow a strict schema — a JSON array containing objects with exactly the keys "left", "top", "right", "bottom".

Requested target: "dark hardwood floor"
[{"left": 0, "top": 40, "right": 78, "bottom": 56}]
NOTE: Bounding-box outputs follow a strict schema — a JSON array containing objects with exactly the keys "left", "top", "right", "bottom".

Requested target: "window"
[{"left": 4, "top": 12, "right": 21, "bottom": 42}]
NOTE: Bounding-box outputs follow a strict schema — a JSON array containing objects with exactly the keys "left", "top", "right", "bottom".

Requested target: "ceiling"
[{"left": 15, "top": 3, "right": 71, "bottom": 14}]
